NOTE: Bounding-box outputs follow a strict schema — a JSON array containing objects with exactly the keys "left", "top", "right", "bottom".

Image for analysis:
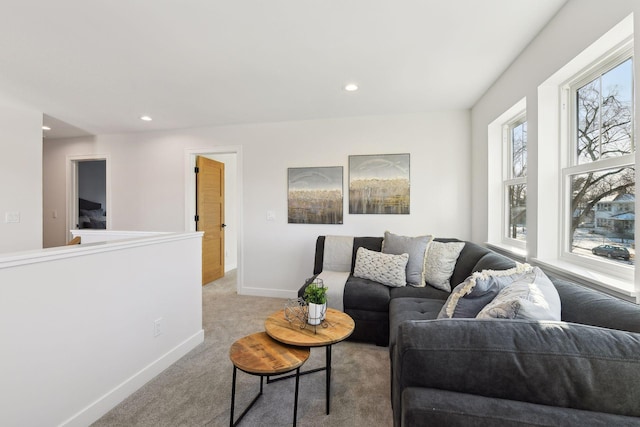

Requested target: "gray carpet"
[{"left": 92, "top": 270, "right": 393, "bottom": 427}]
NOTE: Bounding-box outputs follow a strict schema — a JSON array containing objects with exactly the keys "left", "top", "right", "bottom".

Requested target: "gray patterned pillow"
[
  {"left": 382, "top": 231, "right": 433, "bottom": 287},
  {"left": 476, "top": 267, "right": 561, "bottom": 321},
  {"left": 353, "top": 247, "right": 409, "bottom": 287},
  {"left": 423, "top": 241, "right": 465, "bottom": 292},
  {"left": 437, "top": 264, "right": 533, "bottom": 319}
]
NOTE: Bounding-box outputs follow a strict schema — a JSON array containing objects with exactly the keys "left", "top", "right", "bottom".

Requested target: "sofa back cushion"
[
  {"left": 314, "top": 236, "right": 383, "bottom": 275},
  {"left": 442, "top": 240, "right": 516, "bottom": 289},
  {"left": 552, "top": 277, "right": 640, "bottom": 332},
  {"left": 314, "top": 237, "right": 516, "bottom": 290}
]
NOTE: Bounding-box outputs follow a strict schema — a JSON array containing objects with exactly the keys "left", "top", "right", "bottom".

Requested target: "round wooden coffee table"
[
  {"left": 264, "top": 308, "right": 355, "bottom": 414},
  {"left": 229, "top": 332, "right": 310, "bottom": 426}
]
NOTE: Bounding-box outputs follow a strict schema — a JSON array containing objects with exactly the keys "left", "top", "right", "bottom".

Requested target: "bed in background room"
[{"left": 78, "top": 198, "right": 107, "bottom": 229}]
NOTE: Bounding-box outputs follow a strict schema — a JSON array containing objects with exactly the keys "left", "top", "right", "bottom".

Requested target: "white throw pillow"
[
  {"left": 382, "top": 231, "right": 433, "bottom": 287},
  {"left": 423, "top": 241, "right": 465, "bottom": 292},
  {"left": 353, "top": 247, "right": 409, "bottom": 287}
]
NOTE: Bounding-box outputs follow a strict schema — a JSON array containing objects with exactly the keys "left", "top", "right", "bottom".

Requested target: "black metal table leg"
[
  {"left": 230, "top": 367, "right": 237, "bottom": 427},
  {"left": 326, "top": 344, "right": 332, "bottom": 415},
  {"left": 293, "top": 367, "right": 301, "bottom": 427},
  {"left": 229, "top": 368, "right": 265, "bottom": 427}
]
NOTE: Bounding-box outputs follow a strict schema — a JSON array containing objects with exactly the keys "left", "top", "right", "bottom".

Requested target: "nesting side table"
[
  {"left": 229, "top": 332, "right": 310, "bottom": 426},
  {"left": 264, "top": 308, "right": 355, "bottom": 414}
]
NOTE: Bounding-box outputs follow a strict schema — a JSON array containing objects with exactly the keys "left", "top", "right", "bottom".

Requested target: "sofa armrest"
[{"left": 392, "top": 319, "right": 640, "bottom": 426}]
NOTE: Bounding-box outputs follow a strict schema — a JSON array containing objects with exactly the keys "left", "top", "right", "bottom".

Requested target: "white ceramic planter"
[{"left": 307, "top": 302, "right": 326, "bottom": 325}]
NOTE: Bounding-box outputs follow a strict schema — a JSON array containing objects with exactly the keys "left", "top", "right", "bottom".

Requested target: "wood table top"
[
  {"left": 229, "top": 332, "right": 310, "bottom": 375},
  {"left": 265, "top": 308, "right": 355, "bottom": 347}
]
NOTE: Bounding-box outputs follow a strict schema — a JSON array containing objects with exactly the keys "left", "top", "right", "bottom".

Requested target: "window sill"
[
  {"left": 485, "top": 242, "right": 527, "bottom": 263},
  {"left": 531, "top": 257, "right": 637, "bottom": 303}
]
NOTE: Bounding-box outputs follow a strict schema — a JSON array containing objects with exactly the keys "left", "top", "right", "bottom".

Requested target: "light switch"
[
  {"left": 5, "top": 211, "right": 20, "bottom": 223},
  {"left": 52, "top": 210, "right": 58, "bottom": 219},
  {"left": 266, "top": 210, "right": 276, "bottom": 221}
]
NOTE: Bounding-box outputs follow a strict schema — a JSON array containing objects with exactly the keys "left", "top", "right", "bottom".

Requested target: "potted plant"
[{"left": 303, "top": 281, "right": 328, "bottom": 325}]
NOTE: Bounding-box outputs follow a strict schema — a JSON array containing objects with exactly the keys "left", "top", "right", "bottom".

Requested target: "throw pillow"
[
  {"left": 476, "top": 268, "right": 561, "bottom": 321},
  {"left": 437, "top": 263, "right": 533, "bottom": 319},
  {"left": 423, "top": 241, "right": 465, "bottom": 292},
  {"left": 353, "top": 247, "right": 409, "bottom": 288},
  {"left": 381, "top": 231, "right": 433, "bottom": 287}
]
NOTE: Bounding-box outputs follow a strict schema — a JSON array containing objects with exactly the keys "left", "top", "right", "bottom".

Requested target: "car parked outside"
[{"left": 591, "top": 244, "right": 630, "bottom": 261}]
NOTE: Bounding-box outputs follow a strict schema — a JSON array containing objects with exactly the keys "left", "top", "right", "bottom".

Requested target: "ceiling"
[{"left": 0, "top": 0, "right": 567, "bottom": 139}]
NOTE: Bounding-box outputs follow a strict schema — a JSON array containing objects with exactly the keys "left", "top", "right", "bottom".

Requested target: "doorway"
[
  {"left": 67, "top": 155, "right": 110, "bottom": 241},
  {"left": 196, "top": 156, "right": 225, "bottom": 284},
  {"left": 185, "top": 147, "right": 241, "bottom": 289},
  {"left": 77, "top": 160, "right": 107, "bottom": 229}
]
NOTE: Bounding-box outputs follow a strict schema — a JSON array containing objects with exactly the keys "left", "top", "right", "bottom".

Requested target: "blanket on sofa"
[
  {"left": 318, "top": 235, "right": 355, "bottom": 312},
  {"left": 317, "top": 270, "right": 350, "bottom": 312},
  {"left": 323, "top": 235, "right": 353, "bottom": 272}
]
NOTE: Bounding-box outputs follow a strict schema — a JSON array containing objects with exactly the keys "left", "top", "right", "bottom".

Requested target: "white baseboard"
[
  {"left": 239, "top": 286, "right": 298, "bottom": 299},
  {"left": 60, "top": 329, "right": 205, "bottom": 427}
]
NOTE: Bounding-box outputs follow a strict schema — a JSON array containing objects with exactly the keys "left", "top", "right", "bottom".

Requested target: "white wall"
[
  {"left": 43, "top": 111, "right": 471, "bottom": 297},
  {"left": 0, "top": 102, "right": 42, "bottom": 253},
  {"left": 471, "top": 0, "right": 640, "bottom": 255},
  {"left": 0, "top": 232, "right": 204, "bottom": 426}
]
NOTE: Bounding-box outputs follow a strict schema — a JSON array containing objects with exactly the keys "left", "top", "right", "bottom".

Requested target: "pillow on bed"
[
  {"left": 353, "top": 247, "right": 409, "bottom": 288},
  {"left": 382, "top": 231, "right": 433, "bottom": 287},
  {"left": 80, "top": 208, "right": 104, "bottom": 218}
]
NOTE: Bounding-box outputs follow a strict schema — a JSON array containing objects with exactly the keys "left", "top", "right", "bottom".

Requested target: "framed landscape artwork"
[
  {"left": 349, "top": 153, "right": 410, "bottom": 214},
  {"left": 288, "top": 166, "right": 343, "bottom": 224}
]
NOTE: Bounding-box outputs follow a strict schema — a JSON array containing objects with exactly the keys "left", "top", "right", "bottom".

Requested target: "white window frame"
[
  {"left": 502, "top": 114, "right": 527, "bottom": 249},
  {"left": 559, "top": 45, "right": 634, "bottom": 280}
]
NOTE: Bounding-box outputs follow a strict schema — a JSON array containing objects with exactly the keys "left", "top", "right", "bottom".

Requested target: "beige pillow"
[
  {"left": 423, "top": 241, "right": 465, "bottom": 292},
  {"left": 353, "top": 247, "right": 409, "bottom": 287}
]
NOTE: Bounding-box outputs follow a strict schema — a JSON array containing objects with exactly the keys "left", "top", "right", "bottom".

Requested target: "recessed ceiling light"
[
  {"left": 42, "top": 126, "right": 51, "bottom": 130},
  {"left": 344, "top": 83, "right": 359, "bottom": 92},
  {"left": 140, "top": 115, "right": 153, "bottom": 121}
]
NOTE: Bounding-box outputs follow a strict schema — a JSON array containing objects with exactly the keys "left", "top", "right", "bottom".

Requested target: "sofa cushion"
[
  {"left": 441, "top": 240, "right": 493, "bottom": 288},
  {"left": 313, "top": 236, "right": 384, "bottom": 275},
  {"left": 389, "top": 298, "right": 443, "bottom": 351},
  {"left": 423, "top": 241, "right": 465, "bottom": 291},
  {"left": 552, "top": 276, "right": 640, "bottom": 332},
  {"left": 382, "top": 231, "right": 433, "bottom": 287},
  {"left": 354, "top": 247, "right": 409, "bottom": 287},
  {"left": 472, "top": 251, "right": 517, "bottom": 274},
  {"left": 343, "top": 276, "right": 390, "bottom": 312}
]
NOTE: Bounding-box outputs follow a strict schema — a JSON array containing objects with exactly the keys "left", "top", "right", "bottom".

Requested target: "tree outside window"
[
  {"left": 568, "top": 57, "right": 634, "bottom": 265},
  {"left": 506, "top": 120, "right": 527, "bottom": 242}
]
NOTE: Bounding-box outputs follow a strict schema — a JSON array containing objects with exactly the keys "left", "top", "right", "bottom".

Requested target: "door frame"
[
  {"left": 185, "top": 146, "right": 243, "bottom": 293},
  {"left": 66, "top": 154, "right": 111, "bottom": 242}
]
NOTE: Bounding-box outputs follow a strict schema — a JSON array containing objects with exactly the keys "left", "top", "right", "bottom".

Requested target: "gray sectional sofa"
[{"left": 299, "top": 236, "right": 640, "bottom": 426}]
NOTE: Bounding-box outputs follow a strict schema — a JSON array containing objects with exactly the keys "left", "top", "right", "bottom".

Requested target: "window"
[
  {"left": 563, "top": 52, "right": 634, "bottom": 269},
  {"left": 504, "top": 117, "right": 527, "bottom": 246}
]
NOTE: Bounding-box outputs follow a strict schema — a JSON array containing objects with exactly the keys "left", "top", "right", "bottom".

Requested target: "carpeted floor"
[{"left": 92, "top": 270, "right": 393, "bottom": 427}]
